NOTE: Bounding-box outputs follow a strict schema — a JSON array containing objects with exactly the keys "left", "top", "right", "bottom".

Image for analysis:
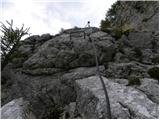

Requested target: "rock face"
[
  {"left": 75, "top": 76, "right": 158, "bottom": 119},
  {"left": 1, "top": 98, "right": 35, "bottom": 119},
  {"left": 111, "top": 1, "right": 159, "bottom": 32},
  {"left": 136, "top": 78, "right": 159, "bottom": 104},
  {"left": 1, "top": 1, "right": 159, "bottom": 119},
  {"left": 22, "top": 28, "right": 115, "bottom": 70}
]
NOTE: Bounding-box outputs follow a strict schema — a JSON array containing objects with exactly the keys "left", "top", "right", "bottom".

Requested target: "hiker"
[{"left": 85, "top": 21, "right": 90, "bottom": 27}]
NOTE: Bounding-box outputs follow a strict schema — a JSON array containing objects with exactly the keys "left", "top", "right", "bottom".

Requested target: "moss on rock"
[
  {"left": 127, "top": 76, "right": 141, "bottom": 86},
  {"left": 148, "top": 67, "right": 159, "bottom": 80}
]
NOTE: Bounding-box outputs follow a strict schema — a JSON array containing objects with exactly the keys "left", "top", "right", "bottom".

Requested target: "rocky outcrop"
[
  {"left": 1, "top": 98, "right": 35, "bottom": 119},
  {"left": 111, "top": 1, "right": 159, "bottom": 32},
  {"left": 105, "top": 61, "right": 156, "bottom": 79},
  {"left": 1, "top": 1, "right": 159, "bottom": 119},
  {"left": 1, "top": 65, "right": 105, "bottom": 118},
  {"left": 74, "top": 76, "right": 158, "bottom": 119},
  {"left": 22, "top": 29, "right": 115, "bottom": 70},
  {"left": 136, "top": 78, "right": 159, "bottom": 104}
]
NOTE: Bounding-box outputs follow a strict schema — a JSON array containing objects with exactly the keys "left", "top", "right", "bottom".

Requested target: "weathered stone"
[
  {"left": 61, "top": 66, "right": 105, "bottom": 84},
  {"left": 128, "top": 32, "right": 153, "bottom": 49},
  {"left": 38, "top": 33, "right": 52, "bottom": 42},
  {"left": 64, "top": 102, "right": 76, "bottom": 118},
  {"left": 1, "top": 98, "right": 35, "bottom": 119},
  {"left": 136, "top": 78, "right": 159, "bottom": 104},
  {"left": 2, "top": 66, "right": 105, "bottom": 118},
  {"left": 105, "top": 62, "right": 151, "bottom": 79},
  {"left": 111, "top": 1, "right": 158, "bottom": 32},
  {"left": 54, "top": 50, "right": 77, "bottom": 68},
  {"left": 23, "top": 30, "right": 115, "bottom": 70},
  {"left": 1, "top": 4, "right": 159, "bottom": 118},
  {"left": 109, "top": 78, "right": 128, "bottom": 85},
  {"left": 23, "top": 35, "right": 40, "bottom": 44},
  {"left": 75, "top": 76, "right": 158, "bottom": 119},
  {"left": 22, "top": 68, "right": 63, "bottom": 75},
  {"left": 113, "top": 52, "right": 130, "bottom": 63},
  {"left": 18, "top": 44, "right": 34, "bottom": 55}
]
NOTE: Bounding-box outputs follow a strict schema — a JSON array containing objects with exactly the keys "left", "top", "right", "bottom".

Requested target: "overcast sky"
[{"left": 1, "top": 0, "right": 117, "bottom": 36}]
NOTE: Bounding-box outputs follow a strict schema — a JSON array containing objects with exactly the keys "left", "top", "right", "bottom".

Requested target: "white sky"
[{"left": 1, "top": 0, "right": 117, "bottom": 36}]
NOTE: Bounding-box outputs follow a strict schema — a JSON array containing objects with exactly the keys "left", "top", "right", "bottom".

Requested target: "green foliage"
[
  {"left": 100, "top": 1, "right": 135, "bottom": 39},
  {"left": 100, "top": 19, "right": 111, "bottom": 30},
  {"left": 127, "top": 76, "right": 141, "bottom": 86},
  {"left": 106, "top": 1, "right": 120, "bottom": 21},
  {"left": 0, "top": 20, "right": 29, "bottom": 70},
  {"left": 148, "top": 67, "right": 159, "bottom": 80},
  {"left": 112, "top": 28, "right": 123, "bottom": 39},
  {"left": 100, "top": 1, "right": 120, "bottom": 30},
  {"left": 123, "top": 29, "right": 130, "bottom": 36}
]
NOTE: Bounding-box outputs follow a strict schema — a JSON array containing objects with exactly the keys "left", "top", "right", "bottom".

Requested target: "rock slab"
[
  {"left": 75, "top": 76, "right": 158, "bottom": 119},
  {"left": 1, "top": 98, "right": 35, "bottom": 119}
]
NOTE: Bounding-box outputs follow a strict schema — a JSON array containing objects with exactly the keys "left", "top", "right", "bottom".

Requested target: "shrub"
[
  {"left": 113, "top": 28, "right": 123, "bottom": 39},
  {"left": 127, "top": 76, "right": 141, "bottom": 86},
  {"left": 0, "top": 20, "right": 29, "bottom": 70},
  {"left": 100, "top": 19, "right": 111, "bottom": 30},
  {"left": 148, "top": 67, "right": 159, "bottom": 80}
]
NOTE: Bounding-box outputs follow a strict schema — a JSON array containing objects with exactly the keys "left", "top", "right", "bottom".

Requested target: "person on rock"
[{"left": 85, "top": 21, "right": 90, "bottom": 27}]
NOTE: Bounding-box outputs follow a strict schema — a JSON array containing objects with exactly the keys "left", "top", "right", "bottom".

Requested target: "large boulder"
[
  {"left": 114, "top": 32, "right": 159, "bottom": 64},
  {"left": 75, "top": 76, "right": 158, "bottom": 119},
  {"left": 111, "top": 1, "right": 158, "bottom": 32},
  {"left": 127, "top": 32, "right": 153, "bottom": 49},
  {"left": 1, "top": 98, "right": 35, "bottom": 119},
  {"left": 23, "top": 29, "right": 116, "bottom": 70},
  {"left": 1, "top": 65, "right": 104, "bottom": 118},
  {"left": 105, "top": 62, "right": 153, "bottom": 79},
  {"left": 136, "top": 78, "right": 159, "bottom": 104}
]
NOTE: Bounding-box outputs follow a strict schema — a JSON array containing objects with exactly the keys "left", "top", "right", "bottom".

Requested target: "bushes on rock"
[
  {"left": 148, "top": 67, "right": 159, "bottom": 80},
  {"left": 127, "top": 76, "right": 141, "bottom": 86},
  {"left": 112, "top": 28, "right": 123, "bottom": 40}
]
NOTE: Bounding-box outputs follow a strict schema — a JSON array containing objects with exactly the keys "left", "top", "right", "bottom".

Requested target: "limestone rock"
[
  {"left": 64, "top": 102, "right": 76, "bottom": 118},
  {"left": 1, "top": 2, "right": 159, "bottom": 118},
  {"left": 75, "top": 76, "right": 158, "bottom": 119},
  {"left": 1, "top": 98, "right": 35, "bottom": 119},
  {"left": 23, "top": 29, "right": 115, "bottom": 69},
  {"left": 136, "top": 78, "right": 159, "bottom": 104},
  {"left": 105, "top": 62, "right": 151, "bottom": 79},
  {"left": 1, "top": 66, "right": 104, "bottom": 118},
  {"left": 111, "top": 1, "right": 158, "bottom": 32}
]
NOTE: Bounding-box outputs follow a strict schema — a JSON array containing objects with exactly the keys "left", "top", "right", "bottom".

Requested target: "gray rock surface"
[
  {"left": 1, "top": 98, "right": 35, "bottom": 119},
  {"left": 1, "top": 1, "right": 159, "bottom": 118},
  {"left": 136, "top": 78, "right": 159, "bottom": 104},
  {"left": 111, "top": 1, "right": 159, "bottom": 32},
  {"left": 105, "top": 62, "right": 152, "bottom": 79},
  {"left": 1, "top": 65, "right": 104, "bottom": 118},
  {"left": 75, "top": 76, "right": 158, "bottom": 119},
  {"left": 64, "top": 102, "right": 76, "bottom": 118},
  {"left": 23, "top": 29, "right": 115, "bottom": 69}
]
